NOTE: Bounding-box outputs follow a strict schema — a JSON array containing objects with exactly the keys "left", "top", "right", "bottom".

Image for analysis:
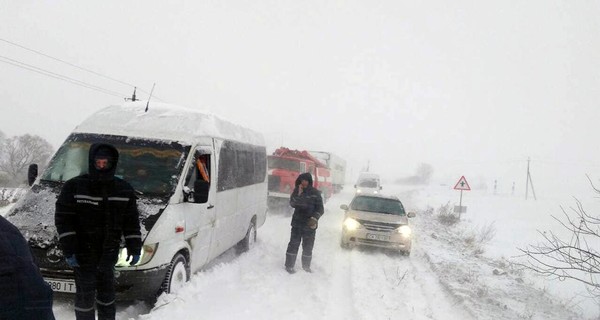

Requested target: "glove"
[
  {"left": 307, "top": 217, "right": 318, "bottom": 230},
  {"left": 128, "top": 254, "right": 141, "bottom": 266},
  {"left": 65, "top": 255, "right": 79, "bottom": 268}
]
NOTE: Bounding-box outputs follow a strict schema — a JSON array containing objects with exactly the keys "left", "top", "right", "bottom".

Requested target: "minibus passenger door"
[{"left": 181, "top": 147, "right": 216, "bottom": 271}]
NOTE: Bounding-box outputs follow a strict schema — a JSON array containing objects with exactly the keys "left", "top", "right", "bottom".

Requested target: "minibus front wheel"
[{"left": 160, "top": 253, "right": 190, "bottom": 294}]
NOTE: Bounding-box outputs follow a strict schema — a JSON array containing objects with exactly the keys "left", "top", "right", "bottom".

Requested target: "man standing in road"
[
  {"left": 284, "top": 172, "right": 324, "bottom": 273},
  {"left": 55, "top": 143, "right": 142, "bottom": 320}
]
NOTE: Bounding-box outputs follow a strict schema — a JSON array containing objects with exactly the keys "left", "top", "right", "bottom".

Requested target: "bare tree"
[
  {"left": 394, "top": 163, "right": 435, "bottom": 185},
  {"left": 0, "top": 131, "right": 9, "bottom": 186},
  {"left": 518, "top": 177, "right": 600, "bottom": 298},
  {"left": 416, "top": 163, "right": 434, "bottom": 185},
  {"left": 0, "top": 134, "right": 54, "bottom": 186}
]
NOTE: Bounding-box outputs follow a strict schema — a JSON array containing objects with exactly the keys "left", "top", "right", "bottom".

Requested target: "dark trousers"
[
  {"left": 285, "top": 226, "right": 316, "bottom": 269},
  {"left": 73, "top": 267, "right": 116, "bottom": 320}
]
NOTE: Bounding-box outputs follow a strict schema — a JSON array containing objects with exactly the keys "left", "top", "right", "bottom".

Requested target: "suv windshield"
[
  {"left": 42, "top": 133, "right": 188, "bottom": 196},
  {"left": 350, "top": 196, "right": 406, "bottom": 215}
]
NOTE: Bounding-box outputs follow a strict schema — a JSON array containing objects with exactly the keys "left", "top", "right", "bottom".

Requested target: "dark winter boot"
[
  {"left": 285, "top": 266, "right": 296, "bottom": 274},
  {"left": 301, "top": 253, "right": 312, "bottom": 273},
  {"left": 285, "top": 252, "right": 297, "bottom": 269}
]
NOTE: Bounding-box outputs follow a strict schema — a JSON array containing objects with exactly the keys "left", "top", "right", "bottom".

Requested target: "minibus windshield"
[{"left": 42, "top": 133, "right": 187, "bottom": 196}]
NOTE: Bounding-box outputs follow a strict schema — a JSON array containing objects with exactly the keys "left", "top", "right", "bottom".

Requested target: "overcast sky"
[{"left": 1, "top": 1, "right": 599, "bottom": 194}]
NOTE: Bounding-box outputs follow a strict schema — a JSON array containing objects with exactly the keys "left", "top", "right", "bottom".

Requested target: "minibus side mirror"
[
  {"left": 28, "top": 164, "right": 38, "bottom": 186},
  {"left": 182, "top": 186, "right": 192, "bottom": 202},
  {"left": 407, "top": 212, "right": 416, "bottom": 218},
  {"left": 340, "top": 204, "right": 349, "bottom": 211}
]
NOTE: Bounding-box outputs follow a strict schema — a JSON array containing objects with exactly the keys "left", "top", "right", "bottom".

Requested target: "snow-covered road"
[
  {"left": 45, "top": 183, "right": 589, "bottom": 319},
  {"left": 137, "top": 186, "right": 470, "bottom": 320},
  {"left": 49, "top": 185, "right": 471, "bottom": 320}
]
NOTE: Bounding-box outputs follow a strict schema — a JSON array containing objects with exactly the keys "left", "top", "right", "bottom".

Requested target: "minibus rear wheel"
[
  {"left": 236, "top": 220, "right": 256, "bottom": 254},
  {"left": 161, "top": 253, "right": 190, "bottom": 294}
]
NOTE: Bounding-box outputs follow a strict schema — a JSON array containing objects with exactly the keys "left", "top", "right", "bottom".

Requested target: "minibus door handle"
[{"left": 207, "top": 204, "right": 214, "bottom": 209}]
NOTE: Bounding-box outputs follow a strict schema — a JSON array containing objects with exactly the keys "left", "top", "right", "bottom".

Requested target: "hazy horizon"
[{"left": 1, "top": 1, "right": 599, "bottom": 195}]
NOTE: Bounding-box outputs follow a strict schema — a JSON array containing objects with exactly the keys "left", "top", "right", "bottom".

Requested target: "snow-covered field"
[
  {"left": 0, "top": 205, "right": 11, "bottom": 218},
  {"left": 4, "top": 182, "right": 599, "bottom": 319}
]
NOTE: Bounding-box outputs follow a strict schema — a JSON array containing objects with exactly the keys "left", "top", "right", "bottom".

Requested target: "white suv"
[{"left": 340, "top": 194, "right": 415, "bottom": 255}]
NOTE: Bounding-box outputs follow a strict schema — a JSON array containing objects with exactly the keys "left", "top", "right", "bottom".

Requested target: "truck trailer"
[{"left": 308, "top": 151, "right": 346, "bottom": 193}]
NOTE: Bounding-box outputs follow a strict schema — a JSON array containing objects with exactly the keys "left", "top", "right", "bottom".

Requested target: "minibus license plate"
[{"left": 45, "top": 278, "right": 76, "bottom": 293}]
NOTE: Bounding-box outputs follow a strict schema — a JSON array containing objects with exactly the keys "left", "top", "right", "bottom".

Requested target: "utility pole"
[{"left": 525, "top": 157, "right": 537, "bottom": 200}]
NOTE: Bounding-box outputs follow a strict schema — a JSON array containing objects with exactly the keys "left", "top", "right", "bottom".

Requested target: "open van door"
[{"left": 181, "top": 145, "right": 216, "bottom": 271}]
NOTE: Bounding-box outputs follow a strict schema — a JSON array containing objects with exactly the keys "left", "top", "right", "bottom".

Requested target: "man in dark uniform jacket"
[
  {"left": 55, "top": 143, "right": 142, "bottom": 320},
  {"left": 0, "top": 215, "right": 55, "bottom": 320},
  {"left": 284, "top": 172, "right": 324, "bottom": 273}
]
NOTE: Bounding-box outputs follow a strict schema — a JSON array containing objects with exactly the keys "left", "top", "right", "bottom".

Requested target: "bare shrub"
[
  {"left": 517, "top": 308, "right": 534, "bottom": 319},
  {"left": 476, "top": 284, "right": 489, "bottom": 298},
  {"left": 436, "top": 202, "right": 459, "bottom": 225},
  {"left": 463, "top": 222, "right": 497, "bottom": 256},
  {"left": 518, "top": 177, "right": 600, "bottom": 298},
  {"left": 477, "top": 222, "right": 497, "bottom": 244},
  {"left": 463, "top": 233, "right": 476, "bottom": 246},
  {"left": 472, "top": 247, "right": 485, "bottom": 256},
  {"left": 421, "top": 206, "right": 434, "bottom": 217},
  {"left": 459, "top": 268, "right": 480, "bottom": 284}
]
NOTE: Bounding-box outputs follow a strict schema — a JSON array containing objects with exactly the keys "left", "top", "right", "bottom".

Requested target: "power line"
[
  {"left": 0, "top": 37, "right": 163, "bottom": 101},
  {"left": 0, "top": 55, "right": 126, "bottom": 98}
]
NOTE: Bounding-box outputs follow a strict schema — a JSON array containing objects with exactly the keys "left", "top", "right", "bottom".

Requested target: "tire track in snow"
[{"left": 318, "top": 196, "right": 359, "bottom": 320}]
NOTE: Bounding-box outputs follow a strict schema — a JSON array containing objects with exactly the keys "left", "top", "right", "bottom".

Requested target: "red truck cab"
[{"left": 267, "top": 148, "right": 332, "bottom": 210}]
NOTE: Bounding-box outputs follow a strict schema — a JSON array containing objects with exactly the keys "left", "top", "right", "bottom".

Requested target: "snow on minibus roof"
[{"left": 73, "top": 102, "right": 264, "bottom": 146}]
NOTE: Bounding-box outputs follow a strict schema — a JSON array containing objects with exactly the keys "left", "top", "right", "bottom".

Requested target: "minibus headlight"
[{"left": 116, "top": 243, "right": 158, "bottom": 267}]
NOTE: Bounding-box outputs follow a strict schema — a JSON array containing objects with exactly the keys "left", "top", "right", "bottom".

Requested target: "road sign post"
[{"left": 453, "top": 176, "right": 471, "bottom": 219}]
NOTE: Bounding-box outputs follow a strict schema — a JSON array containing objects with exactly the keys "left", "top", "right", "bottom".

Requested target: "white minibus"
[{"left": 6, "top": 102, "right": 267, "bottom": 299}]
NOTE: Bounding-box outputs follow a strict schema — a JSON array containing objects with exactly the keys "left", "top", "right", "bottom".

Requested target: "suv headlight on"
[
  {"left": 343, "top": 217, "right": 362, "bottom": 231},
  {"left": 397, "top": 225, "right": 412, "bottom": 238}
]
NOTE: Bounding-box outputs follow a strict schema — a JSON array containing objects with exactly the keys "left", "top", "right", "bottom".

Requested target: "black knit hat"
[{"left": 94, "top": 146, "right": 113, "bottom": 159}]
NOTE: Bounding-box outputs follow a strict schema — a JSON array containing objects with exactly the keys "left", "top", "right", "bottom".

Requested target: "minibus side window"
[
  {"left": 184, "top": 151, "right": 211, "bottom": 203},
  {"left": 217, "top": 140, "right": 266, "bottom": 191}
]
